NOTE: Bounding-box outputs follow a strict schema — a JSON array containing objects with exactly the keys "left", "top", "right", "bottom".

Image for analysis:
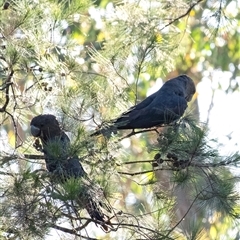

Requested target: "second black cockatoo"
[
  {"left": 30, "top": 114, "right": 111, "bottom": 230},
  {"left": 91, "top": 74, "right": 195, "bottom": 136}
]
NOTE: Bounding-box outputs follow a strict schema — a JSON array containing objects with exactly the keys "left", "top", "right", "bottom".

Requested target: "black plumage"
[
  {"left": 92, "top": 74, "right": 195, "bottom": 136},
  {"left": 30, "top": 114, "right": 111, "bottom": 230}
]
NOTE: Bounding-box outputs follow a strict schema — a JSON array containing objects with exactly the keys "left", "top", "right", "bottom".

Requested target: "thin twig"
[
  {"left": 135, "top": 42, "right": 155, "bottom": 105},
  {"left": 118, "top": 169, "right": 157, "bottom": 176},
  {"left": 118, "top": 128, "right": 159, "bottom": 141},
  {"left": 165, "top": 185, "right": 204, "bottom": 237},
  {"left": 49, "top": 223, "right": 97, "bottom": 239},
  {"left": 24, "top": 154, "right": 45, "bottom": 159},
  {"left": 160, "top": 0, "right": 205, "bottom": 31},
  {"left": 0, "top": 70, "right": 14, "bottom": 112},
  {"left": 120, "top": 159, "right": 155, "bottom": 165}
]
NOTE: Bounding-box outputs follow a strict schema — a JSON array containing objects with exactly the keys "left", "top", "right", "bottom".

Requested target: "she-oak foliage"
[{"left": 0, "top": 0, "right": 240, "bottom": 239}]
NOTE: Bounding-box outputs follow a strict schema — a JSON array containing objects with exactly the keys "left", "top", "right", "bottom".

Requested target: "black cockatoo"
[
  {"left": 91, "top": 74, "right": 195, "bottom": 136},
  {"left": 30, "top": 114, "right": 111, "bottom": 230}
]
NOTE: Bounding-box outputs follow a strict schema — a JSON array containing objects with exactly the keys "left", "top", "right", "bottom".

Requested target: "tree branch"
[
  {"left": 0, "top": 70, "right": 14, "bottom": 112},
  {"left": 160, "top": 0, "right": 205, "bottom": 31},
  {"left": 49, "top": 223, "right": 97, "bottom": 239}
]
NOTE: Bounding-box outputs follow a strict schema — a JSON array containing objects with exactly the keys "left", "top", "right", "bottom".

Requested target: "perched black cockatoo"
[
  {"left": 91, "top": 74, "right": 195, "bottom": 136},
  {"left": 30, "top": 114, "right": 111, "bottom": 230}
]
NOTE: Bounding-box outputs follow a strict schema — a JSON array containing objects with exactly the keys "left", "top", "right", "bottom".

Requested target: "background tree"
[{"left": 0, "top": 0, "right": 240, "bottom": 239}]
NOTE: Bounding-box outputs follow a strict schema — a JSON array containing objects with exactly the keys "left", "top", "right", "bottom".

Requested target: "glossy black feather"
[
  {"left": 92, "top": 74, "right": 195, "bottom": 136},
  {"left": 30, "top": 114, "right": 111, "bottom": 230}
]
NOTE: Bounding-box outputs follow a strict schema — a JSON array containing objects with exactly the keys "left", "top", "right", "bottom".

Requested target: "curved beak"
[
  {"left": 30, "top": 125, "right": 41, "bottom": 137},
  {"left": 186, "top": 94, "right": 194, "bottom": 102}
]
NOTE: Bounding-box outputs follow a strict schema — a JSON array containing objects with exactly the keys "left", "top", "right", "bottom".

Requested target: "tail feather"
[
  {"left": 76, "top": 180, "right": 112, "bottom": 231},
  {"left": 85, "top": 197, "right": 111, "bottom": 231}
]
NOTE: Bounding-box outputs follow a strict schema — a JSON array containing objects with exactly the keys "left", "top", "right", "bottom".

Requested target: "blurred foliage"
[
  {"left": 0, "top": 0, "right": 240, "bottom": 239},
  {"left": 175, "top": 0, "right": 240, "bottom": 86}
]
